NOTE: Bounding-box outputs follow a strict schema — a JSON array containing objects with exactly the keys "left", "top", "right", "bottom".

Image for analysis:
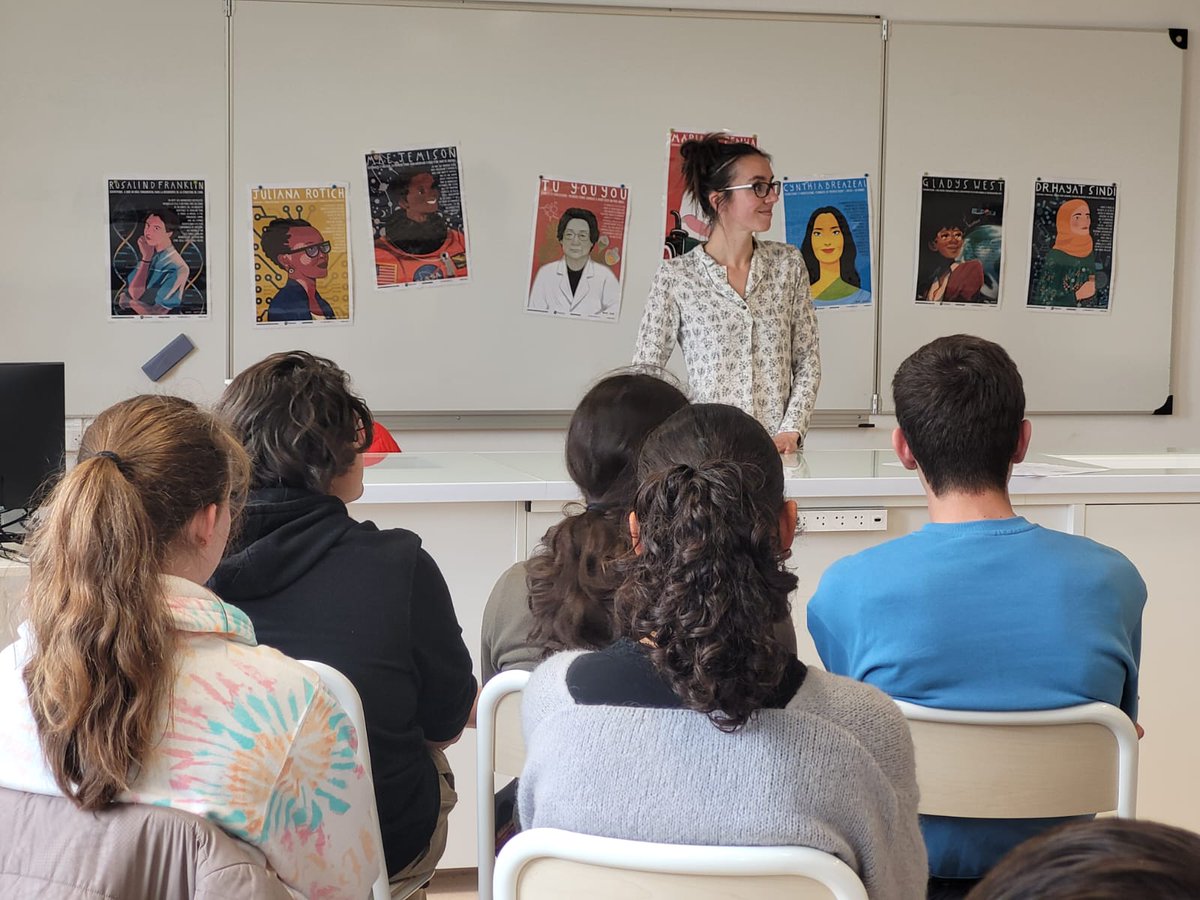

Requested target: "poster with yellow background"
[{"left": 251, "top": 184, "right": 352, "bottom": 324}]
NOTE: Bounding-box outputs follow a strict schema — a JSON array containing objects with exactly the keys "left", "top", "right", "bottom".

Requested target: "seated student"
[
  {"left": 966, "top": 819, "right": 1200, "bottom": 900},
  {"left": 481, "top": 371, "right": 688, "bottom": 680},
  {"left": 0, "top": 395, "right": 377, "bottom": 899},
  {"left": 482, "top": 371, "right": 799, "bottom": 682},
  {"left": 807, "top": 334, "right": 1146, "bottom": 896},
  {"left": 519, "top": 404, "right": 926, "bottom": 900},
  {"left": 210, "top": 352, "right": 476, "bottom": 900}
]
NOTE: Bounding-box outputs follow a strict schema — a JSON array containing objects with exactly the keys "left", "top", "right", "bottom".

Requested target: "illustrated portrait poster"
[
  {"left": 251, "top": 184, "right": 351, "bottom": 326},
  {"left": 662, "top": 129, "right": 757, "bottom": 260},
  {"left": 527, "top": 177, "right": 630, "bottom": 323},
  {"left": 108, "top": 179, "right": 207, "bottom": 318},
  {"left": 782, "top": 176, "right": 873, "bottom": 309},
  {"left": 914, "top": 176, "right": 1006, "bottom": 307},
  {"left": 366, "top": 145, "right": 470, "bottom": 289},
  {"left": 1026, "top": 180, "right": 1118, "bottom": 313}
]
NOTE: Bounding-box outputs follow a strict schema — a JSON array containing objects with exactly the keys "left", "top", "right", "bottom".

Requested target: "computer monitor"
[{"left": 0, "top": 362, "right": 65, "bottom": 519}]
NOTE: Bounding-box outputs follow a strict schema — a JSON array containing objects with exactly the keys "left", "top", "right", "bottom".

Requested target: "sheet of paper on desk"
[{"left": 1013, "top": 462, "right": 1106, "bottom": 476}]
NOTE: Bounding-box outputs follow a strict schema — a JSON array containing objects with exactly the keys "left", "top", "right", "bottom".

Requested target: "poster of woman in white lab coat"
[{"left": 527, "top": 178, "right": 629, "bottom": 322}]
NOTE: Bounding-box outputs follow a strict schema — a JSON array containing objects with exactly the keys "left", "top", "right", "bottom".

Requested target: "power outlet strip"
[{"left": 798, "top": 508, "right": 888, "bottom": 533}]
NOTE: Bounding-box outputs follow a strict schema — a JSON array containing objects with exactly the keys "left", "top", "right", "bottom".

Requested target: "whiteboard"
[
  {"left": 230, "top": 1, "right": 883, "bottom": 414},
  {"left": 878, "top": 23, "right": 1183, "bottom": 413},
  {"left": 0, "top": 0, "right": 229, "bottom": 415}
]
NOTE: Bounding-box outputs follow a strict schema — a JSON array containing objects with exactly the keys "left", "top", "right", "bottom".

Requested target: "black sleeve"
[{"left": 410, "top": 548, "right": 478, "bottom": 742}]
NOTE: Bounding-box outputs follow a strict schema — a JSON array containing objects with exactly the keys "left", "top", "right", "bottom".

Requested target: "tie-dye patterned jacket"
[{"left": 0, "top": 576, "right": 378, "bottom": 899}]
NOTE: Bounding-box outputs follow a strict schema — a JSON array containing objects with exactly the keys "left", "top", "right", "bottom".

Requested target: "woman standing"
[{"left": 633, "top": 134, "right": 820, "bottom": 452}]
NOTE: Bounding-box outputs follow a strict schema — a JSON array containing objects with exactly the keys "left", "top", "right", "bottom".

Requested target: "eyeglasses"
[
  {"left": 723, "top": 181, "right": 782, "bottom": 199},
  {"left": 284, "top": 241, "right": 331, "bottom": 257}
]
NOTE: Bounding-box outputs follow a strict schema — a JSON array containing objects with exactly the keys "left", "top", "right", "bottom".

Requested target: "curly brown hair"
[
  {"left": 616, "top": 403, "right": 797, "bottom": 732},
  {"left": 526, "top": 371, "right": 688, "bottom": 654},
  {"left": 216, "top": 351, "right": 373, "bottom": 493}
]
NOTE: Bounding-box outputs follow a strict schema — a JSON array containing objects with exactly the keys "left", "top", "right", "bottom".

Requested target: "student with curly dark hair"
[
  {"left": 210, "top": 351, "right": 476, "bottom": 899},
  {"left": 518, "top": 403, "right": 925, "bottom": 899}
]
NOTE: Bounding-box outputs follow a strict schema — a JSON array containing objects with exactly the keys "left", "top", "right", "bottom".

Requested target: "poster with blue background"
[{"left": 783, "top": 176, "right": 872, "bottom": 308}]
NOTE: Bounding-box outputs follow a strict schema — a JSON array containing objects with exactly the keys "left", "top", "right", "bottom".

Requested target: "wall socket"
[
  {"left": 64, "top": 417, "right": 85, "bottom": 453},
  {"left": 798, "top": 508, "right": 888, "bottom": 533}
]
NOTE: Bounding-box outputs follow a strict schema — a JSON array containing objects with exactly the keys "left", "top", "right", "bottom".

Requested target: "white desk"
[{"left": 352, "top": 449, "right": 1200, "bottom": 866}]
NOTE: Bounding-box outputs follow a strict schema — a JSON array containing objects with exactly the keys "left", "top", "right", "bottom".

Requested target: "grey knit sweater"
[{"left": 519, "top": 650, "right": 927, "bottom": 900}]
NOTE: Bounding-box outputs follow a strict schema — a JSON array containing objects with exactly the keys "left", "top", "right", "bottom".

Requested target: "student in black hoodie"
[{"left": 210, "top": 351, "right": 476, "bottom": 899}]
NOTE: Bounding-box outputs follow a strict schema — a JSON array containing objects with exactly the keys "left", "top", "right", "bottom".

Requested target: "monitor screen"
[{"left": 0, "top": 362, "right": 65, "bottom": 517}]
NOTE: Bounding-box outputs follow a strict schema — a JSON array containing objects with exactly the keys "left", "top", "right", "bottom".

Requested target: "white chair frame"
[
  {"left": 494, "top": 827, "right": 869, "bottom": 900},
  {"left": 300, "top": 659, "right": 392, "bottom": 900},
  {"left": 895, "top": 700, "right": 1138, "bottom": 820},
  {"left": 476, "top": 669, "right": 531, "bottom": 900}
]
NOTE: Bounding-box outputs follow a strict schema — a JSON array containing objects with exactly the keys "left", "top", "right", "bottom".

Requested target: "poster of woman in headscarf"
[
  {"left": 109, "top": 179, "right": 207, "bottom": 317},
  {"left": 1027, "top": 181, "right": 1117, "bottom": 312},
  {"left": 366, "top": 146, "right": 469, "bottom": 288},
  {"left": 527, "top": 177, "right": 629, "bottom": 322},
  {"left": 662, "top": 129, "right": 757, "bottom": 259},
  {"left": 251, "top": 184, "right": 351, "bottom": 325},
  {"left": 914, "top": 176, "right": 1005, "bottom": 306},
  {"left": 783, "top": 176, "right": 872, "bottom": 309}
]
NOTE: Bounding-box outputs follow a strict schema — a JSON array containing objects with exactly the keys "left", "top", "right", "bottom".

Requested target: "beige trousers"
[{"left": 388, "top": 748, "right": 458, "bottom": 900}]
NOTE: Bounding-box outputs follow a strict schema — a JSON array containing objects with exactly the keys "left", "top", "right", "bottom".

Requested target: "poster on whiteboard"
[
  {"left": 914, "top": 175, "right": 1005, "bottom": 306},
  {"left": 527, "top": 177, "right": 629, "bottom": 322},
  {"left": 251, "top": 184, "right": 351, "bottom": 325},
  {"left": 366, "top": 145, "right": 469, "bottom": 288},
  {"left": 782, "top": 176, "right": 873, "bottom": 308},
  {"left": 108, "top": 178, "right": 207, "bottom": 318},
  {"left": 1026, "top": 180, "right": 1117, "bottom": 313}
]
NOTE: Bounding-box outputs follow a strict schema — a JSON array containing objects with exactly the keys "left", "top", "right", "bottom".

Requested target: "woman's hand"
[
  {"left": 136, "top": 234, "right": 154, "bottom": 261},
  {"left": 1076, "top": 276, "right": 1097, "bottom": 301},
  {"left": 773, "top": 431, "right": 800, "bottom": 454}
]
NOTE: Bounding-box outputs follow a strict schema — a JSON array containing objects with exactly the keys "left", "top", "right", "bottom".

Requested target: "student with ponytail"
[
  {"left": 633, "top": 134, "right": 821, "bottom": 453},
  {"left": 0, "top": 395, "right": 377, "bottom": 899},
  {"left": 518, "top": 404, "right": 925, "bottom": 900}
]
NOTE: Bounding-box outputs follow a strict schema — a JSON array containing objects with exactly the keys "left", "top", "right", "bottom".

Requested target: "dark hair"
[
  {"left": 260, "top": 217, "right": 312, "bottom": 265},
  {"left": 526, "top": 371, "right": 688, "bottom": 655},
  {"left": 385, "top": 169, "right": 439, "bottom": 205},
  {"left": 144, "top": 206, "right": 181, "bottom": 236},
  {"left": 799, "top": 206, "right": 860, "bottom": 287},
  {"left": 617, "top": 403, "right": 797, "bottom": 732},
  {"left": 217, "top": 351, "right": 374, "bottom": 493},
  {"left": 679, "top": 133, "right": 771, "bottom": 225},
  {"left": 24, "top": 395, "right": 249, "bottom": 810},
  {"left": 556, "top": 208, "right": 600, "bottom": 244},
  {"left": 967, "top": 819, "right": 1200, "bottom": 900},
  {"left": 892, "top": 334, "right": 1024, "bottom": 496}
]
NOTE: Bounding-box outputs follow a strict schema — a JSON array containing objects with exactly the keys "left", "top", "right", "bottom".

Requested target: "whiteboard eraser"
[{"left": 142, "top": 333, "right": 196, "bottom": 382}]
